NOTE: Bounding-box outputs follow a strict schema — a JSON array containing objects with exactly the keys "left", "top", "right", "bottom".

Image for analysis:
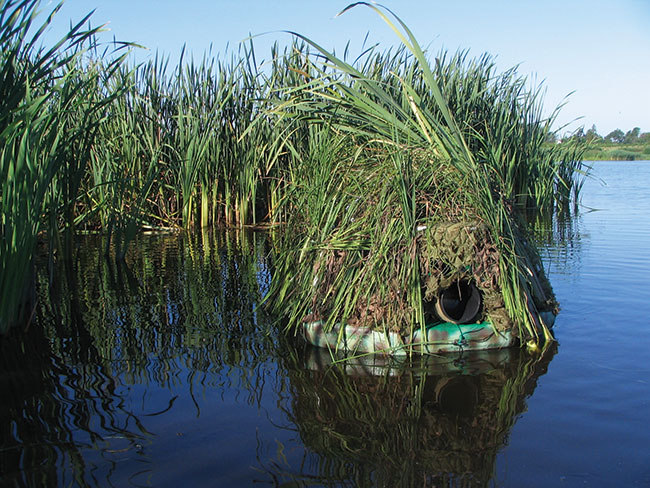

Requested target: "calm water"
[{"left": 1, "top": 161, "right": 649, "bottom": 487}]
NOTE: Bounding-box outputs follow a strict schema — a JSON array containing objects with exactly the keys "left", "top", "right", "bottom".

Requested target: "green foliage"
[
  {"left": 0, "top": 0, "right": 122, "bottom": 332},
  {"left": 1, "top": 1, "right": 587, "bottom": 342},
  {"left": 585, "top": 124, "right": 601, "bottom": 143},
  {"left": 266, "top": 3, "right": 571, "bottom": 346},
  {"left": 564, "top": 125, "right": 649, "bottom": 161},
  {"left": 604, "top": 128, "right": 625, "bottom": 143},
  {"left": 625, "top": 127, "right": 641, "bottom": 144}
]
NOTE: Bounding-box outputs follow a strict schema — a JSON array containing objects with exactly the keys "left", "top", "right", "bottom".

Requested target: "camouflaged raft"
[{"left": 300, "top": 221, "right": 557, "bottom": 355}]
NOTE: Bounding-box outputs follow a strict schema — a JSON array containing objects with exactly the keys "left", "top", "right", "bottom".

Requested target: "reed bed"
[
  {"left": 0, "top": 0, "right": 120, "bottom": 332},
  {"left": 0, "top": 1, "right": 586, "bottom": 337}
]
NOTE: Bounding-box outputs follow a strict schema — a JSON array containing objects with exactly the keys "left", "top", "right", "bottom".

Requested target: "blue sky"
[{"left": 43, "top": 0, "right": 650, "bottom": 136}]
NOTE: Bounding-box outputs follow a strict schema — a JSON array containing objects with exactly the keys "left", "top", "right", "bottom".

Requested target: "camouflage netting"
[{"left": 418, "top": 221, "right": 511, "bottom": 331}]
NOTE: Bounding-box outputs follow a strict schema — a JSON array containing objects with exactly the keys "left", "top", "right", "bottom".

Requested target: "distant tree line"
[
  {"left": 556, "top": 125, "right": 648, "bottom": 144},
  {"left": 551, "top": 125, "right": 650, "bottom": 160}
]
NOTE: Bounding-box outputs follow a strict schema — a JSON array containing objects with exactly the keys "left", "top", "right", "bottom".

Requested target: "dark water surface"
[{"left": 1, "top": 161, "right": 649, "bottom": 487}]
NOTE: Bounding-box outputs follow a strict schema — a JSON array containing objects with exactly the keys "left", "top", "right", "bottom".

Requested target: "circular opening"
[{"left": 435, "top": 280, "right": 482, "bottom": 324}]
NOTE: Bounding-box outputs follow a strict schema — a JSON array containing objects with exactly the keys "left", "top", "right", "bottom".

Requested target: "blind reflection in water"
[{"left": 266, "top": 343, "right": 554, "bottom": 487}]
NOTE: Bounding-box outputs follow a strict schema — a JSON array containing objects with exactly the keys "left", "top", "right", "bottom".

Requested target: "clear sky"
[{"left": 42, "top": 0, "right": 650, "bottom": 136}]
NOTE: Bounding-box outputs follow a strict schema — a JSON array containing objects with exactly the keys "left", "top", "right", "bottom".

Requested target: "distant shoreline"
[
  {"left": 581, "top": 143, "right": 649, "bottom": 161},
  {"left": 584, "top": 158, "right": 650, "bottom": 162}
]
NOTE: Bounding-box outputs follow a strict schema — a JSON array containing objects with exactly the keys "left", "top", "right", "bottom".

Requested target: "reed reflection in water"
[
  {"left": 0, "top": 231, "right": 275, "bottom": 487},
  {"left": 263, "top": 343, "right": 556, "bottom": 487},
  {"left": 1, "top": 230, "right": 555, "bottom": 487}
]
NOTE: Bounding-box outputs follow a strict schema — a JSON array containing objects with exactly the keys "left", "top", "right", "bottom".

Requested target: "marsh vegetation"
[
  {"left": 559, "top": 125, "right": 650, "bottom": 161},
  {"left": 1, "top": 1, "right": 587, "bottom": 348},
  {"left": 1, "top": 1, "right": 647, "bottom": 476}
]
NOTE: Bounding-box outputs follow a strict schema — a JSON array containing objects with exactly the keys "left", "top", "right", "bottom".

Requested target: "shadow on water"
[
  {"left": 0, "top": 230, "right": 275, "bottom": 487},
  {"left": 262, "top": 342, "right": 556, "bottom": 488},
  {"left": 1, "top": 230, "right": 557, "bottom": 487}
]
